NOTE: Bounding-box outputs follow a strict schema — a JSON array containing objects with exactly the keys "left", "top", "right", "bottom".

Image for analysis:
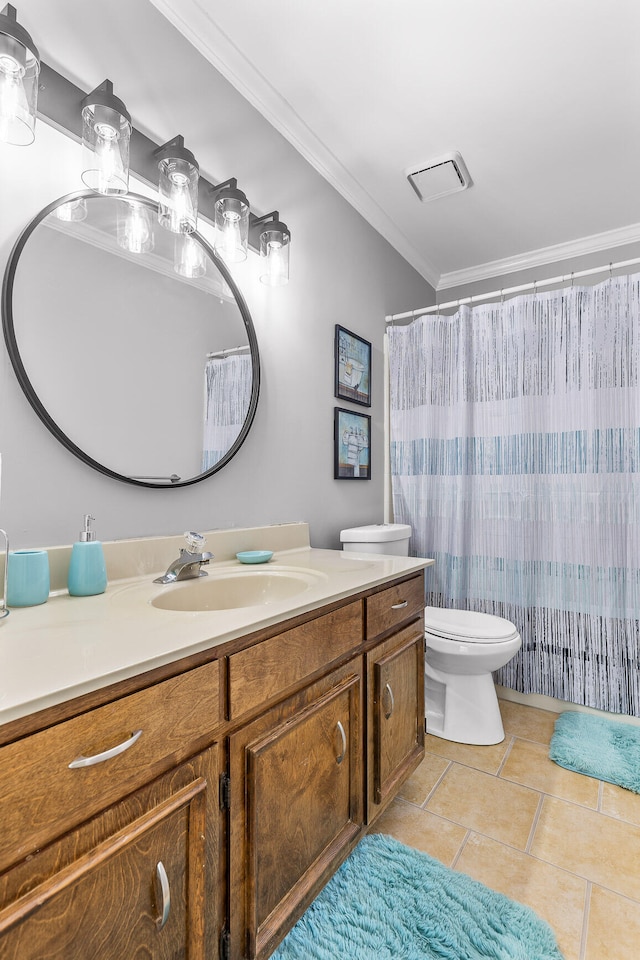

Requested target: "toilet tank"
[{"left": 339, "top": 523, "right": 412, "bottom": 556}]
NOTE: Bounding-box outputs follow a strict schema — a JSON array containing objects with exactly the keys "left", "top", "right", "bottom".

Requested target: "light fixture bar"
[{"left": 35, "top": 61, "right": 277, "bottom": 243}]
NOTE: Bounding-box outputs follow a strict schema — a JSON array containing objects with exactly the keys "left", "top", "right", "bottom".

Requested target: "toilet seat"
[{"left": 425, "top": 606, "right": 519, "bottom": 643}]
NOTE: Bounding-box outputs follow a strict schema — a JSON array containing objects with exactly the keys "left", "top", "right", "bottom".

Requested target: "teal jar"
[
  {"left": 68, "top": 515, "right": 107, "bottom": 597},
  {"left": 7, "top": 549, "right": 50, "bottom": 606}
]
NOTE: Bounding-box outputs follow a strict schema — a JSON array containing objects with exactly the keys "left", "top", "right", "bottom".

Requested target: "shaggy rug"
[
  {"left": 549, "top": 710, "right": 640, "bottom": 793},
  {"left": 271, "top": 834, "right": 563, "bottom": 960}
]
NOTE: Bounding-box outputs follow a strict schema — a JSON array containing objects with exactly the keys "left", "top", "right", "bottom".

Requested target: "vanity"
[{"left": 0, "top": 524, "right": 432, "bottom": 960}]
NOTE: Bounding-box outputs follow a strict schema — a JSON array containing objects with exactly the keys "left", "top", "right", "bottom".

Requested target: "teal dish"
[{"left": 236, "top": 550, "right": 273, "bottom": 564}]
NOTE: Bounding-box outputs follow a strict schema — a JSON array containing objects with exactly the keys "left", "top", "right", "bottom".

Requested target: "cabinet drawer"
[
  {"left": 0, "top": 660, "right": 220, "bottom": 873},
  {"left": 228, "top": 601, "right": 362, "bottom": 719},
  {"left": 365, "top": 574, "right": 424, "bottom": 640}
]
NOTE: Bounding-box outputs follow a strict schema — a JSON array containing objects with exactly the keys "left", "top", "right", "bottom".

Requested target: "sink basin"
[{"left": 151, "top": 569, "right": 322, "bottom": 612}]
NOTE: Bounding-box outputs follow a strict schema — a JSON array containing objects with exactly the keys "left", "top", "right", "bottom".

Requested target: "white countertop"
[{"left": 0, "top": 538, "right": 432, "bottom": 727}]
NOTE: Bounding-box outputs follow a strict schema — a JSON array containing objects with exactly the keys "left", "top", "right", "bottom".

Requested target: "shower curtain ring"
[
  {"left": 500, "top": 288, "right": 504, "bottom": 304},
  {"left": 609, "top": 262, "right": 613, "bottom": 279},
  {"left": 570, "top": 272, "right": 574, "bottom": 288}
]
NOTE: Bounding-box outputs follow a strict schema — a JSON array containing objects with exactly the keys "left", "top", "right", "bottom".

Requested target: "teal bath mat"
[
  {"left": 549, "top": 711, "right": 640, "bottom": 793},
  {"left": 272, "top": 834, "right": 563, "bottom": 960}
]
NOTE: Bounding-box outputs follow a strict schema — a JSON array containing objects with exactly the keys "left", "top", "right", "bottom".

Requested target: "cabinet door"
[
  {"left": 0, "top": 747, "right": 219, "bottom": 960},
  {"left": 228, "top": 662, "right": 363, "bottom": 960},
  {"left": 367, "top": 623, "right": 425, "bottom": 821}
]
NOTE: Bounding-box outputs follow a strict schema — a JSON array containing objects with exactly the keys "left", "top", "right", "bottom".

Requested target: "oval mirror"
[{"left": 2, "top": 191, "right": 260, "bottom": 488}]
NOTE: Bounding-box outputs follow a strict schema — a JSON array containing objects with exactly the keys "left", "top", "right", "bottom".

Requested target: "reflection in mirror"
[{"left": 2, "top": 191, "right": 260, "bottom": 487}]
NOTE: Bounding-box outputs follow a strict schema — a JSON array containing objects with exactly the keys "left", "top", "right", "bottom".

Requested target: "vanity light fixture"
[
  {"left": 250, "top": 211, "right": 291, "bottom": 287},
  {"left": 25, "top": 59, "right": 291, "bottom": 281},
  {"left": 212, "top": 178, "right": 250, "bottom": 263},
  {"left": 0, "top": 4, "right": 40, "bottom": 145},
  {"left": 154, "top": 135, "right": 199, "bottom": 234},
  {"left": 174, "top": 234, "right": 206, "bottom": 278},
  {"left": 80, "top": 79, "right": 131, "bottom": 195}
]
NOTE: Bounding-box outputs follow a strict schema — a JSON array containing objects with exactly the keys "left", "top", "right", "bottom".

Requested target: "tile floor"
[{"left": 370, "top": 698, "right": 640, "bottom": 960}]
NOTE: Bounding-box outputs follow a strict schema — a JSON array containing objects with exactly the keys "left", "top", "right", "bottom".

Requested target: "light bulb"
[
  {"left": 217, "top": 214, "right": 244, "bottom": 263},
  {"left": 174, "top": 234, "right": 205, "bottom": 278},
  {"left": 93, "top": 121, "right": 122, "bottom": 195},
  {"left": 213, "top": 188, "right": 249, "bottom": 263},
  {"left": 164, "top": 170, "right": 195, "bottom": 233},
  {"left": 259, "top": 223, "right": 290, "bottom": 286},
  {"left": 117, "top": 202, "right": 153, "bottom": 254}
]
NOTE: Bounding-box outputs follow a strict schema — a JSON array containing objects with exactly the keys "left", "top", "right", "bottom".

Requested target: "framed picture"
[
  {"left": 334, "top": 324, "right": 371, "bottom": 407},
  {"left": 334, "top": 407, "right": 371, "bottom": 479}
]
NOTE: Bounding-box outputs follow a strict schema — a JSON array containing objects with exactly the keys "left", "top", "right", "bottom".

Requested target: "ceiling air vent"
[{"left": 407, "top": 151, "right": 472, "bottom": 202}]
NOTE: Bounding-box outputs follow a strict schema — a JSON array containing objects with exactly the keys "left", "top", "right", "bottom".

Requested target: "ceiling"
[{"left": 150, "top": 0, "right": 640, "bottom": 290}]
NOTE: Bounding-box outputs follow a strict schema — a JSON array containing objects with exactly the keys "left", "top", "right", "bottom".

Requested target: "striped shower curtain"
[
  {"left": 388, "top": 275, "right": 640, "bottom": 715},
  {"left": 202, "top": 354, "right": 252, "bottom": 470}
]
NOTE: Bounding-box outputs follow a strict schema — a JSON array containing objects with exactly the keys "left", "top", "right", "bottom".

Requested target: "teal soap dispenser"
[{"left": 68, "top": 514, "right": 107, "bottom": 597}]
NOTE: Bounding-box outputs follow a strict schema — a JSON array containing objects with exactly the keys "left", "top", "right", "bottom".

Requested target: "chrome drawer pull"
[
  {"left": 68, "top": 729, "right": 143, "bottom": 769},
  {"left": 391, "top": 600, "right": 408, "bottom": 610},
  {"left": 383, "top": 682, "right": 395, "bottom": 720},
  {"left": 155, "top": 860, "right": 171, "bottom": 930},
  {"left": 336, "top": 720, "right": 346, "bottom": 765}
]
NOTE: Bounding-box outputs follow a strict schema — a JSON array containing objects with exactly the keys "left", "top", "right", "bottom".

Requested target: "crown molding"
[
  {"left": 149, "top": 0, "right": 440, "bottom": 288},
  {"left": 438, "top": 222, "right": 640, "bottom": 290}
]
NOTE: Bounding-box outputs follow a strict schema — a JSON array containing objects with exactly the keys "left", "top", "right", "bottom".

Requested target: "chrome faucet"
[{"left": 153, "top": 532, "right": 214, "bottom": 584}]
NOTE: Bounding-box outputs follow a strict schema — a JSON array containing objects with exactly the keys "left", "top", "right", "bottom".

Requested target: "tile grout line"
[
  {"left": 525, "top": 792, "right": 545, "bottom": 854},
  {"left": 579, "top": 882, "right": 592, "bottom": 960},
  {"left": 449, "top": 828, "right": 471, "bottom": 870},
  {"left": 420, "top": 759, "right": 453, "bottom": 808},
  {"left": 495, "top": 735, "right": 516, "bottom": 776}
]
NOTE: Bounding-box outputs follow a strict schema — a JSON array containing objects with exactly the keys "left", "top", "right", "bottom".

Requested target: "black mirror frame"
[{"left": 1, "top": 190, "right": 260, "bottom": 489}]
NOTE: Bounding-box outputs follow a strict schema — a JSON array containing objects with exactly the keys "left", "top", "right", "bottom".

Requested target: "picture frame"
[
  {"left": 334, "top": 407, "right": 371, "bottom": 480},
  {"left": 334, "top": 324, "right": 371, "bottom": 407}
]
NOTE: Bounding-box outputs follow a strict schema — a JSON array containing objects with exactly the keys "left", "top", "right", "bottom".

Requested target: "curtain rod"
[
  {"left": 206, "top": 345, "right": 251, "bottom": 359},
  {"left": 385, "top": 256, "right": 640, "bottom": 323}
]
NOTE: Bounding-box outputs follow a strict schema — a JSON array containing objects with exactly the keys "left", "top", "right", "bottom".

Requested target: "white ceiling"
[{"left": 150, "top": 0, "right": 640, "bottom": 290}]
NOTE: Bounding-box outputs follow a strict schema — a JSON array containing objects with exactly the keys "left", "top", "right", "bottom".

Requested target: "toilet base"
[{"left": 425, "top": 666, "right": 505, "bottom": 745}]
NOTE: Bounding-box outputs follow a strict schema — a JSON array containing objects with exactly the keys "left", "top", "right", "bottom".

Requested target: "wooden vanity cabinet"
[{"left": 0, "top": 568, "right": 425, "bottom": 960}]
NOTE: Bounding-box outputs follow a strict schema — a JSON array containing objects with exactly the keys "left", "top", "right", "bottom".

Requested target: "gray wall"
[{"left": 0, "top": 0, "right": 434, "bottom": 549}]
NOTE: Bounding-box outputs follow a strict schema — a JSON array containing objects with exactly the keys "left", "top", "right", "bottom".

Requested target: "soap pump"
[{"left": 68, "top": 514, "right": 107, "bottom": 597}]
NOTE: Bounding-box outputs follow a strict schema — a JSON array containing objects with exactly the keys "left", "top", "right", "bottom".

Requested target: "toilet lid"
[{"left": 424, "top": 606, "right": 519, "bottom": 642}]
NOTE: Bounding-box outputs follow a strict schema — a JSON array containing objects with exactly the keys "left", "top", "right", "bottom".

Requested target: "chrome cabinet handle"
[
  {"left": 383, "top": 682, "right": 395, "bottom": 719},
  {"left": 68, "top": 729, "right": 143, "bottom": 769},
  {"left": 336, "top": 720, "right": 346, "bottom": 765},
  {"left": 155, "top": 861, "right": 171, "bottom": 930},
  {"left": 391, "top": 600, "right": 408, "bottom": 610}
]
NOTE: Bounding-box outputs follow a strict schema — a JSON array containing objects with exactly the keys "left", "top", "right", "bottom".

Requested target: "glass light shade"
[
  {"left": 158, "top": 156, "right": 199, "bottom": 234},
  {"left": 117, "top": 201, "right": 154, "bottom": 255},
  {"left": 0, "top": 10, "right": 39, "bottom": 146},
  {"left": 259, "top": 224, "right": 290, "bottom": 286},
  {"left": 214, "top": 191, "right": 249, "bottom": 263},
  {"left": 174, "top": 234, "right": 206, "bottom": 278},
  {"left": 81, "top": 99, "right": 131, "bottom": 195},
  {"left": 55, "top": 197, "right": 87, "bottom": 222}
]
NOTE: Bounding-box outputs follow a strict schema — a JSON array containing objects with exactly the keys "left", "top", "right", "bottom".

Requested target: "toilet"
[
  {"left": 339, "top": 523, "right": 522, "bottom": 747},
  {"left": 424, "top": 606, "right": 521, "bottom": 745}
]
